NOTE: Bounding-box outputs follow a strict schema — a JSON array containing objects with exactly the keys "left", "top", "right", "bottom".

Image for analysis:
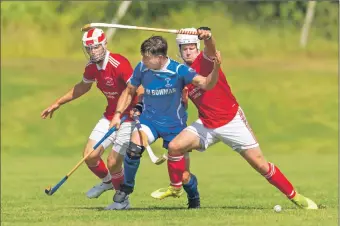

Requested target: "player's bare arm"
[
  {"left": 109, "top": 83, "right": 138, "bottom": 129},
  {"left": 197, "top": 27, "right": 217, "bottom": 58},
  {"left": 136, "top": 86, "right": 145, "bottom": 102},
  {"left": 40, "top": 81, "right": 92, "bottom": 119},
  {"left": 191, "top": 51, "right": 221, "bottom": 90},
  {"left": 130, "top": 86, "right": 145, "bottom": 117}
]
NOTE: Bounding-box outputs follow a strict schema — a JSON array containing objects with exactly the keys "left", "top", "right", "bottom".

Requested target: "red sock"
[
  {"left": 167, "top": 154, "right": 186, "bottom": 188},
  {"left": 111, "top": 168, "right": 124, "bottom": 190},
  {"left": 263, "top": 162, "right": 296, "bottom": 199},
  {"left": 87, "top": 158, "right": 109, "bottom": 179}
]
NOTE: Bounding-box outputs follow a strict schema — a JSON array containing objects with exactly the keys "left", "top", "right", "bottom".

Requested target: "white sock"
[{"left": 102, "top": 172, "right": 112, "bottom": 183}]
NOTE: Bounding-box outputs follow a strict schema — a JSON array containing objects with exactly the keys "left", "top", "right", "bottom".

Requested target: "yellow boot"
[
  {"left": 151, "top": 186, "right": 183, "bottom": 200},
  {"left": 291, "top": 193, "right": 318, "bottom": 209}
]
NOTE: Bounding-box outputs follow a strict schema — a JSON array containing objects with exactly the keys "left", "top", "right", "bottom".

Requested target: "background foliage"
[
  {"left": 1, "top": 2, "right": 338, "bottom": 225},
  {"left": 1, "top": 1, "right": 338, "bottom": 59}
]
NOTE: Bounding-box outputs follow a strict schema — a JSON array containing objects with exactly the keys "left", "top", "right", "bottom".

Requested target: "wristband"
[{"left": 134, "top": 102, "right": 143, "bottom": 113}]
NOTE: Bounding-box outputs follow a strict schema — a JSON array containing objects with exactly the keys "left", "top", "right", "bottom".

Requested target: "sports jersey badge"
[
  {"left": 165, "top": 78, "right": 172, "bottom": 88},
  {"left": 105, "top": 77, "right": 114, "bottom": 86}
]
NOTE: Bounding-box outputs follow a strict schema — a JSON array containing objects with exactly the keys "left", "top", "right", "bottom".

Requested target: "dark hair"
[{"left": 140, "top": 36, "right": 168, "bottom": 56}]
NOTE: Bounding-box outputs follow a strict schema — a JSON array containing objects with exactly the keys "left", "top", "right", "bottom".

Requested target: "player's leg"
[
  {"left": 240, "top": 146, "right": 318, "bottom": 209},
  {"left": 170, "top": 120, "right": 218, "bottom": 208},
  {"left": 153, "top": 123, "right": 208, "bottom": 208},
  {"left": 109, "top": 121, "right": 157, "bottom": 210},
  {"left": 168, "top": 130, "right": 202, "bottom": 208},
  {"left": 183, "top": 154, "right": 201, "bottom": 209},
  {"left": 153, "top": 119, "right": 214, "bottom": 197},
  {"left": 107, "top": 151, "right": 124, "bottom": 190},
  {"left": 167, "top": 120, "right": 207, "bottom": 186},
  {"left": 183, "top": 152, "right": 191, "bottom": 183},
  {"left": 107, "top": 130, "right": 141, "bottom": 210},
  {"left": 123, "top": 121, "right": 156, "bottom": 190},
  {"left": 84, "top": 117, "right": 115, "bottom": 198},
  {"left": 167, "top": 129, "right": 201, "bottom": 187},
  {"left": 107, "top": 121, "right": 135, "bottom": 190},
  {"left": 105, "top": 121, "right": 135, "bottom": 210},
  {"left": 218, "top": 107, "right": 318, "bottom": 209},
  {"left": 151, "top": 129, "right": 198, "bottom": 200}
]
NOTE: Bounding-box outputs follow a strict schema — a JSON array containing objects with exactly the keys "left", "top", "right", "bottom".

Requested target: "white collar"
[
  {"left": 96, "top": 50, "right": 110, "bottom": 71},
  {"left": 151, "top": 57, "right": 170, "bottom": 72}
]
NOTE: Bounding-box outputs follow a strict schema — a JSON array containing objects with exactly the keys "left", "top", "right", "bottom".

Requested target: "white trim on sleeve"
[{"left": 83, "top": 77, "right": 95, "bottom": 83}]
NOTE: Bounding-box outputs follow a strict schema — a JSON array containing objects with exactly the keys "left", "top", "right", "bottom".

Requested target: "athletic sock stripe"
[
  {"left": 288, "top": 190, "right": 296, "bottom": 199},
  {"left": 87, "top": 160, "right": 100, "bottom": 168},
  {"left": 168, "top": 155, "right": 184, "bottom": 161},
  {"left": 264, "top": 162, "right": 276, "bottom": 179},
  {"left": 102, "top": 172, "right": 112, "bottom": 182},
  {"left": 111, "top": 172, "right": 124, "bottom": 179},
  {"left": 170, "top": 182, "right": 183, "bottom": 186}
]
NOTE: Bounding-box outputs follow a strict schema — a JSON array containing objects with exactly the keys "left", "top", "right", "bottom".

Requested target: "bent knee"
[
  {"left": 168, "top": 141, "right": 183, "bottom": 155},
  {"left": 83, "top": 145, "right": 102, "bottom": 164},
  {"left": 107, "top": 154, "right": 123, "bottom": 171},
  {"left": 126, "top": 142, "right": 145, "bottom": 159},
  {"left": 107, "top": 155, "right": 118, "bottom": 168}
]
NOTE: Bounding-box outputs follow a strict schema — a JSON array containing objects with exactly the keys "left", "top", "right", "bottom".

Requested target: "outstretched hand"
[{"left": 41, "top": 103, "right": 60, "bottom": 119}]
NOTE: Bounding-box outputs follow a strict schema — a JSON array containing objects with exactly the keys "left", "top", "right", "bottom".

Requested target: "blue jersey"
[{"left": 129, "top": 58, "right": 197, "bottom": 127}]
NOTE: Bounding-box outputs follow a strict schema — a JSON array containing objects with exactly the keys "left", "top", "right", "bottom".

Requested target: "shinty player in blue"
[{"left": 107, "top": 34, "right": 221, "bottom": 210}]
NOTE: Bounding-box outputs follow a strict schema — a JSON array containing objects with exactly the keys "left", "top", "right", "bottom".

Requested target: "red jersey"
[
  {"left": 83, "top": 51, "right": 134, "bottom": 121},
  {"left": 186, "top": 52, "right": 239, "bottom": 128}
]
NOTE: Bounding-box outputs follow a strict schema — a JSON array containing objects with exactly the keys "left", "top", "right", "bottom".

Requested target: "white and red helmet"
[
  {"left": 175, "top": 28, "right": 200, "bottom": 52},
  {"left": 82, "top": 28, "right": 107, "bottom": 63}
]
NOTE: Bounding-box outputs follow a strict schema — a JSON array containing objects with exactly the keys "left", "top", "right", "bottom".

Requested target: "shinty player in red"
[
  {"left": 152, "top": 27, "right": 318, "bottom": 210},
  {"left": 41, "top": 28, "right": 143, "bottom": 209}
]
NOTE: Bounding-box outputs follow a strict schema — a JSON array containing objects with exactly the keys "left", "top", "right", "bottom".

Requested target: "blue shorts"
[{"left": 139, "top": 116, "right": 186, "bottom": 149}]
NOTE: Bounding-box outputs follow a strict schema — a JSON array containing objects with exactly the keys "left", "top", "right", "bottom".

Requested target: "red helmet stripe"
[
  {"left": 98, "top": 33, "right": 105, "bottom": 43},
  {"left": 85, "top": 40, "right": 94, "bottom": 45},
  {"left": 87, "top": 28, "right": 95, "bottom": 38}
]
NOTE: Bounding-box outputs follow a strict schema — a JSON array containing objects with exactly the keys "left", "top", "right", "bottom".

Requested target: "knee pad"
[{"left": 126, "top": 142, "right": 145, "bottom": 159}]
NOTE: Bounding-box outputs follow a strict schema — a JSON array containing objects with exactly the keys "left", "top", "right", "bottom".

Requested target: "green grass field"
[{"left": 1, "top": 56, "right": 338, "bottom": 226}]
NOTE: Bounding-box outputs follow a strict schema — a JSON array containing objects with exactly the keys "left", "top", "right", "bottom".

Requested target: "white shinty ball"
[{"left": 273, "top": 204, "right": 282, "bottom": 212}]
